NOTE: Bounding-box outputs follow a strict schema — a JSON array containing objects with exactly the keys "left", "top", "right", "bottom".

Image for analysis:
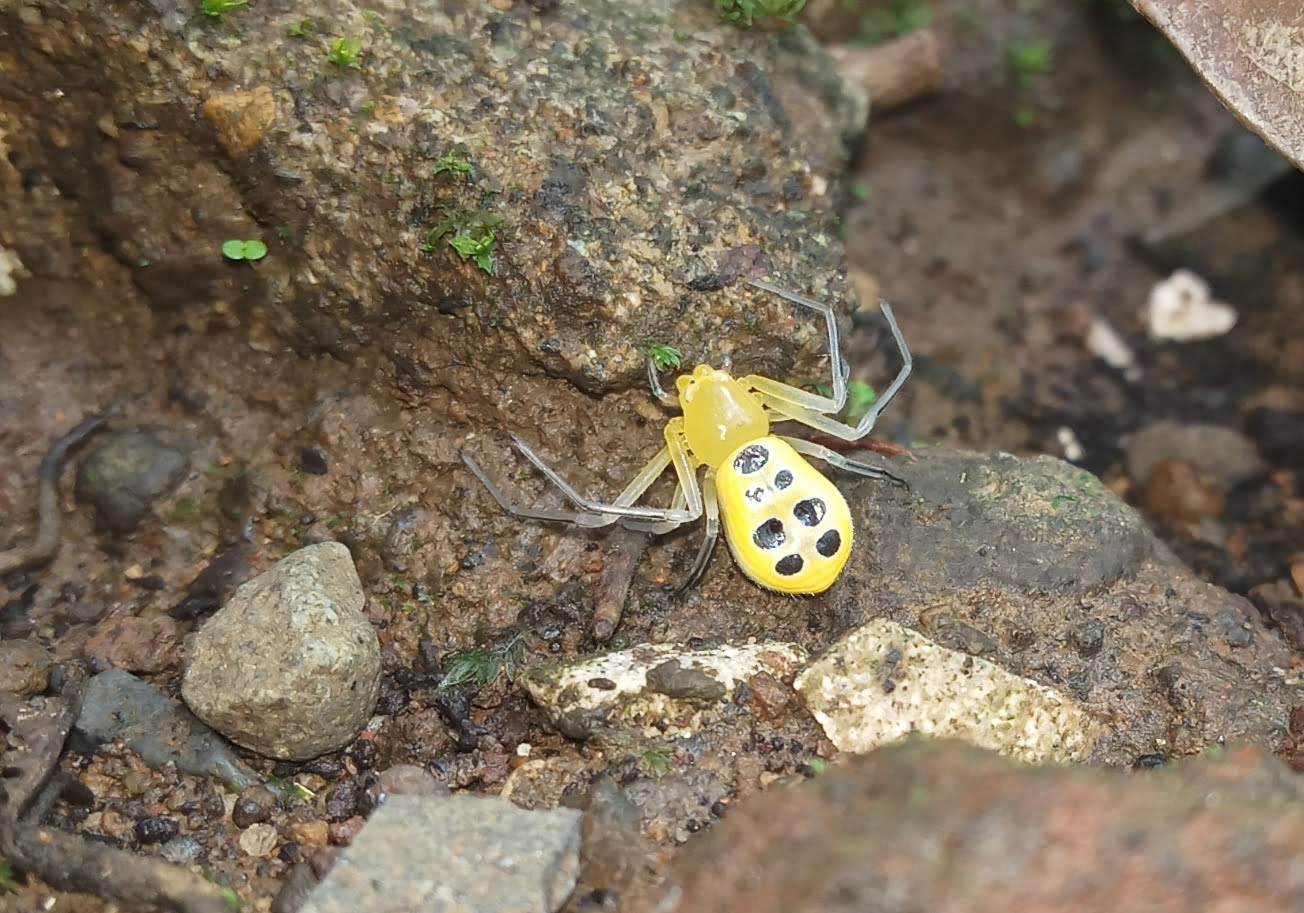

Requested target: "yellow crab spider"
[{"left": 462, "top": 277, "right": 912, "bottom": 595}]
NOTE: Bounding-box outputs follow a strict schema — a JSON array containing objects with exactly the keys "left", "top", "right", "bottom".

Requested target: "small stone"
[
  {"left": 75, "top": 427, "right": 191, "bottom": 533},
  {"left": 1142, "top": 459, "right": 1226, "bottom": 527},
  {"left": 203, "top": 86, "right": 276, "bottom": 156},
  {"left": 233, "top": 785, "right": 278, "bottom": 828},
  {"left": 376, "top": 764, "right": 447, "bottom": 798},
  {"left": 746, "top": 671, "right": 793, "bottom": 722},
  {"left": 135, "top": 816, "right": 180, "bottom": 844},
  {"left": 239, "top": 821, "right": 280, "bottom": 857},
  {"left": 301, "top": 446, "right": 329, "bottom": 475},
  {"left": 159, "top": 837, "right": 204, "bottom": 864},
  {"left": 324, "top": 781, "right": 360, "bottom": 822},
  {"left": 1127, "top": 422, "right": 1265, "bottom": 491},
  {"left": 328, "top": 816, "right": 367, "bottom": 846},
  {"left": 289, "top": 819, "right": 330, "bottom": 848},
  {"left": 181, "top": 542, "right": 381, "bottom": 760},
  {"left": 0, "top": 640, "right": 53, "bottom": 696}
]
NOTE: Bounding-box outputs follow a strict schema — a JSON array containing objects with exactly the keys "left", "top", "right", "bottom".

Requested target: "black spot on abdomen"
[
  {"left": 816, "top": 529, "right": 841, "bottom": 557},
  {"left": 793, "top": 498, "right": 826, "bottom": 527},
  {"left": 775, "top": 554, "right": 804, "bottom": 576},
  {"left": 733, "top": 444, "right": 770, "bottom": 475},
  {"left": 774, "top": 469, "right": 793, "bottom": 489},
  {"left": 753, "top": 518, "right": 785, "bottom": 550}
]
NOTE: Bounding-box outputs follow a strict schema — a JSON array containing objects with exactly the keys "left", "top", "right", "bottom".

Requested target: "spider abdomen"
[{"left": 716, "top": 435, "right": 854, "bottom": 594}]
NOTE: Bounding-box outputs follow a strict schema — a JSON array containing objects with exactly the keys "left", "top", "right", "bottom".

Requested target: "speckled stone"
[
  {"left": 797, "top": 618, "right": 1103, "bottom": 763},
  {"left": 181, "top": 542, "right": 381, "bottom": 760}
]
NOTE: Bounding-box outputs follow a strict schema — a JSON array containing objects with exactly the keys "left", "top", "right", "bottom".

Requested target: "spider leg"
[
  {"left": 508, "top": 435, "right": 697, "bottom": 526},
  {"left": 677, "top": 471, "right": 720, "bottom": 592},
  {"left": 647, "top": 356, "right": 680, "bottom": 408},
  {"left": 781, "top": 436, "right": 908, "bottom": 490},
  {"left": 462, "top": 438, "right": 695, "bottom": 532},
  {"left": 747, "top": 279, "right": 912, "bottom": 441}
]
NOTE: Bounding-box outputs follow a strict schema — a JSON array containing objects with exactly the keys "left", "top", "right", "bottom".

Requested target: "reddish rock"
[{"left": 648, "top": 739, "right": 1304, "bottom": 913}]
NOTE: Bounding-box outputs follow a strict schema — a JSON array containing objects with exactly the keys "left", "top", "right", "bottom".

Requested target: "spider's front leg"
[{"left": 746, "top": 278, "right": 913, "bottom": 442}]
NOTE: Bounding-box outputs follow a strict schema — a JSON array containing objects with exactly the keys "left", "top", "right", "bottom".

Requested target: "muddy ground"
[{"left": 1, "top": 0, "right": 1303, "bottom": 909}]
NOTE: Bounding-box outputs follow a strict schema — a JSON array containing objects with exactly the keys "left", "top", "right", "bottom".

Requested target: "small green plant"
[
  {"left": 202, "top": 868, "right": 242, "bottom": 911},
  {"left": 433, "top": 148, "right": 474, "bottom": 179},
  {"left": 171, "top": 497, "right": 200, "bottom": 522},
  {"left": 287, "top": 17, "right": 314, "bottom": 37},
  {"left": 845, "top": 380, "right": 878, "bottom": 425},
  {"left": 221, "top": 239, "right": 268, "bottom": 262},
  {"left": 648, "top": 343, "right": 683, "bottom": 372},
  {"left": 852, "top": 0, "right": 931, "bottom": 46},
  {"left": 714, "top": 0, "right": 805, "bottom": 27},
  {"left": 806, "top": 380, "right": 877, "bottom": 424},
  {"left": 640, "top": 746, "right": 673, "bottom": 778},
  {"left": 0, "top": 860, "right": 19, "bottom": 894},
  {"left": 1009, "top": 40, "right": 1054, "bottom": 85},
  {"left": 440, "top": 633, "right": 526, "bottom": 690},
  {"left": 275, "top": 225, "right": 293, "bottom": 240},
  {"left": 200, "top": 0, "right": 247, "bottom": 19},
  {"left": 849, "top": 182, "right": 871, "bottom": 202},
  {"left": 327, "top": 36, "right": 363, "bottom": 69},
  {"left": 422, "top": 211, "right": 504, "bottom": 275}
]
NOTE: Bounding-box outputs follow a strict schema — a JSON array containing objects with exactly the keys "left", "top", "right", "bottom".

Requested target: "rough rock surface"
[
  {"left": 182, "top": 541, "right": 381, "bottom": 760},
  {"left": 646, "top": 739, "right": 1304, "bottom": 913},
  {"left": 300, "top": 794, "right": 582, "bottom": 913},
  {"left": 0, "top": 0, "right": 865, "bottom": 393},
  {"left": 797, "top": 618, "right": 1103, "bottom": 762}
]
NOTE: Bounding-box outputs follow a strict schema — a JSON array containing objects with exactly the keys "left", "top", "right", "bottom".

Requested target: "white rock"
[
  {"left": 1146, "top": 268, "right": 1237, "bottom": 342},
  {"left": 522, "top": 641, "right": 807, "bottom": 740},
  {"left": 796, "top": 618, "right": 1102, "bottom": 763}
]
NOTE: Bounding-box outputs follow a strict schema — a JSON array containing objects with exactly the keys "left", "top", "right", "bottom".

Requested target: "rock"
[
  {"left": 1140, "top": 458, "right": 1226, "bottom": 527},
  {"left": 0, "top": 640, "right": 52, "bottom": 695},
  {"left": 232, "top": 785, "right": 279, "bottom": 828},
  {"left": 182, "top": 541, "right": 381, "bottom": 760},
  {"left": 299, "top": 795, "right": 582, "bottom": 913},
  {"left": 1126, "top": 421, "right": 1265, "bottom": 490},
  {"left": 521, "top": 642, "right": 807, "bottom": 741},
  {"left": 376, "top": 764, "right": 448, "bottom": 798},
  {"left": 796, "top": 618, "right": 1103, "bottom": 763},
  {"left": 202, "top": 87, "right": 276, "bottom": 157},
  {"left": 649, "top": 740, "right": 1304, "bottom": 913},
  {"left": 831, "top": 448, "right": 1296, "bottom": 763},
  {"left": 81, "top": 612, "right": 183, "bottom": 673},
  {"left": 74, "top": 427, "right": 190, "bottom": 533},
  {"left": 75, "top": 668, "right": 262, "bottom": 792}
]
